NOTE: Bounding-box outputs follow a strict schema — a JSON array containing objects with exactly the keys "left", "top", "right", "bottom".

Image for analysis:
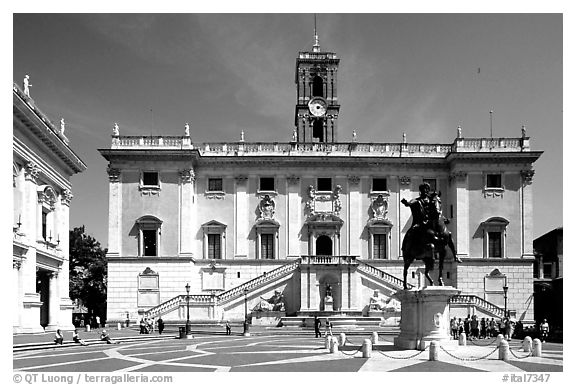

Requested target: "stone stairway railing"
[
  {"left": 357, "top": 260, "right": 413, "bottom": 290},
  {"left": 143, "top": 259, "right": 301, "bottom": 318},
  {"left": 216, "top": 259, "right": 300, "bottom": 304},
  {"left": 450, "top": 295, "right": 505, "bottom": 318}
]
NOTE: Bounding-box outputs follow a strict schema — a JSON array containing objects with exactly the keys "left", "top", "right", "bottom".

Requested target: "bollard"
[
  {"left": 362, "top": 339, "right": 372, "bottom": 358},
  {"left": 330, "top": 336, "right": 339, "bottom": 353},
  {"left": 371, "top": 331, "right": 379, "bottom": 345},
  {"left": 325, "top": 334, "right": 331, "bottom": 349},
  {"left": 429, "top": 341, "right": 439, "bottom": 361},
  {"left": 339, "top": 333, "right": 346, "bottom": 346},
  {"left": 496, "top": 334, "right": 504, "bottom": 346},
  {"left": 458, "top": 332, "right": 467, "bottom": 346},
  {"left": 498, "top": 339, "right": 510, "bottom": 361},
  {"left": 85, "top": 324, "right": 90, "bottom": 332},
  {"left": 117, "top": 322, "right": 121, "bottom": 331},
  {"left": 532, "top": 339, "right": 542, "bottom": 357},
  {"left": 522, "top": 336, "right": 533, "bottom": 352}
]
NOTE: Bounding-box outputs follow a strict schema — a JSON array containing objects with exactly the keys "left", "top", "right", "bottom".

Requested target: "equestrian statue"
[{"left": 401, "top": 182, "right": 462, "bottom": 290}]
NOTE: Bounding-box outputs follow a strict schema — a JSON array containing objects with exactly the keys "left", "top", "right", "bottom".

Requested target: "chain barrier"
[
  {"left": 339, "top": 346, "right": 364, "bottom": 356},
  {"left": 468, "top": 337, "right": 497, "bottom": 346},
  {"left": 508, "top": 347, "right": 533, "bottom": 360},
  {"left": 439, "top": 345, "right": 499, "bottom": 361},
  {"left": 345, "top": 338, "right": 364, "bottom": 346},
  {"left": 377, "top": 345, "right": 429, "bottom": 360}
]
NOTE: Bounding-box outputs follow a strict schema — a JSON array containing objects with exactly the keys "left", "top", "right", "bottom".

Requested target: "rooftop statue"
[
  {"left": 184, "top": 123, "right": 190, "bottom": 137},
  {"left": 23, "top": 75, "right": 32, "bottom": 97},
  {"left": 113, "top": 123, "right": 120, "bottom": 136},
  {"left": 60, "top": 118, "right": 66, "bottom": 135}
]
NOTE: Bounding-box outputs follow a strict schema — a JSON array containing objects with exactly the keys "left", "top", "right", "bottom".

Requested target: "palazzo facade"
[
  {"left": 101, "top": 38, "right": 541, "bottom": 326},
  {"left": 13, "top": 83, "right": 87, "bottom": 333}
]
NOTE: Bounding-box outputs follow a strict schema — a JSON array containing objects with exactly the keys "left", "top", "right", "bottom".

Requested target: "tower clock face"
[{"left": 308, "top": 97, "right": 327, "bottom": 117}]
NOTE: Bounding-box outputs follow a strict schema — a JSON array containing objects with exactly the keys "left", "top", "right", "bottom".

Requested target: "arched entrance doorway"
[{"left": 316, "top": 235, "right": 332, "bottom": 255}]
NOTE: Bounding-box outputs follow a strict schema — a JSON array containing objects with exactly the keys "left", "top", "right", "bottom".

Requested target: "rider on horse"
[{"left": 401, "top": 183, "right": 462, "bottom": 263}]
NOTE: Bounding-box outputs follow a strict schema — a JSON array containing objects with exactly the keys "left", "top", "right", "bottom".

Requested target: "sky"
[{"left": 11, "top": 12, "right": 562, "bottom": 246}]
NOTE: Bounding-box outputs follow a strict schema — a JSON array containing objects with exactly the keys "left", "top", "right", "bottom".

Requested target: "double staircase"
[{"left": 142, "top": 256, "right": 505, "bottom": 322}]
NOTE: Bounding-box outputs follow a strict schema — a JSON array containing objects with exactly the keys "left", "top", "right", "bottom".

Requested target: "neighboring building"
[
  {"left": 100, "top": 35, "right": 541, "bottom": 326},
  {"left": 533, "top": 227, "right": 563, "bottom": 329},
  {"left": 13, "top": 82, "right": 87, "bottom": 333}
]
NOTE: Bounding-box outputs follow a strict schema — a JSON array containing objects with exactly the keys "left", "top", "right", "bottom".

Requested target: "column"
[
  {"left": 58, "top": 189, "right": 75, "bottom": 330},
  {"left": 235, "top": 176, "right": 248, "bottom": 258},
  {"left": 13, "top": 261, "right": 22, "bottom": 333},
  {"left": 45, "top": 272, "right": 60, "bottom": 331},
  {"left": 398, "top": 176, "right": 412, "bottom": 258},
  {"left": 179, "top": 168, "right": 195, "bottom": 257},
  {"left": 348, "top": 176, "right": 361, "bottom": 255},
  {"left": 451, "top": 172, "right": 469, "bottom": 258},
  {"left": 287, "top": 176, "right": 301, "bottom": 257},
  {"left": 106, "top": 166, "right": 122, "bottom": 257},
  {"left": 21, "top": 162, "right": 43, "bottom": 333},
  {"left": 300, "top": 265, "right": 312, "bottom": 311}
]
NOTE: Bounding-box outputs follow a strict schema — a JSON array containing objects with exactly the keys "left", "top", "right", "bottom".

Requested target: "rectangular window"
[
  {"left": 142, "top": 171, "right": 159, "bottom": 187},
  {"left": 42, "top": 210, "right": 48, "bottom": 240},
  {"left": 260, "top": 177, "right": 275, "bottom": 191},
  {"left": 142, "top": 229, "right": 157, "bottom": 256},
  {"left": 543, "top": 263, "right": 553, "bottom": 278},
  {"left": 488, "top": 232, "right": 502, "bottom": 258},
  {"left": 372, "top": 178, "right": 387, "bottom": 191},
  {"left": 423, "top": 178, "right": 437, "bottom": 192},
  {"left": 487, "top": 174, "right": 502, "bottom": 188},
  {"left": 208, "top": 234, "right": 221, "bottom": 259},
  {"left": 208, "top": 178, "right": 223, "bottom": 192},
  {"left": 260, "top": 234, "right": 274, "bottom": 259},
  {"left": 317, "top": 177, "right": 332, "bottom": 191},
  {"left": 373, "top": 234, "right": 387, "bottom": 259}
]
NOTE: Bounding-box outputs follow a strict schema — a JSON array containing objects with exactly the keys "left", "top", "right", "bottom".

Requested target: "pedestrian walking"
[
  {"left": 457, "top": 318, "right": 464, "bottom": 335},
  {"left": 225, "top": 321, "right": 231, "bottom": 335},
  {"left": 470, "top": 315, "right": 479, "bottom": 340},
  {"left": 325, "top": 320, "right": 333, "bottom": 336},
  {"left": 450, "top": 317, "right": 458, "bottom": 340},
  {"left": 489, "top": 318, "right": 496, "bottom": 337},
  {"left": 314, "top": 316, "right": 321, "bottom": 338},
  {"left": 540, "top": 319, "right": 550, "bottom": 343},
  {"left": 157, "top": 317, "right": 164, "bottom": 335},
  {"left": 95, "top": 315, "right": 101, "bottom": 329},
  {"left": 464, "top": 315, "right": 470, "bottom": 339},
  {"left": 54, "top": 329, "right": 64, "bottom": 345},
  {"left": 480, "top": 317, "right": 486, "bottom": 339}
]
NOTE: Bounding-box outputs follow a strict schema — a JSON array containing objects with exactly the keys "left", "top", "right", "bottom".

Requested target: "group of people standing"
[
  {"left": 313, "top": 316, "right": 333, "bottom": 338},
  {"left": 139, "top": 317, "right": 165, "bottom": 334},
  {"left": 450, "top": 315, "right": 514, "bottom": 341}
]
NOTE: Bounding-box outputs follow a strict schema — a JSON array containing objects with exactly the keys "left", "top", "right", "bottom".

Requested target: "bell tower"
[{"left": 294, "top": 22, "right": 340, "bottom": 143}]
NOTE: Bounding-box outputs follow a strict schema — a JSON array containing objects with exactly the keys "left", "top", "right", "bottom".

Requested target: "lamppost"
[
  {"left": 243, "top": 288, "right": 250, "bottom": 336},
  {"left": 185, "top": 283, "right": 192, "bottom": 337},
  {"left": 503, "top": 284, "right": 509, "bottom": 319}
]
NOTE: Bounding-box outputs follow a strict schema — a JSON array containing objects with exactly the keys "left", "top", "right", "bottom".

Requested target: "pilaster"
[
  {"left": 106, "top": 166, "right": 121, "bottom": 256},
  {"left": 287, "top": 175, "right": 301, "bottom": 256},
  {"left": 451, "top": 172, "right": 469, "bottom": 258},
  {"left": 348, "top": 175, "right": 361, "bottom": 255},
  {"left": 235, "top": 176, "right": 248, "bottom": 258},
  {"left": 45, "top": 272, "right": 60, "bottom": 331},
  {"left": 179, "top": 168, "right": 195, "bottom": 257},
  {"left": 521, "top": 170, "right": 535, "bottom": 257},
  {"left": 398, "top": 175, "right": 412, "bottom": 257}
]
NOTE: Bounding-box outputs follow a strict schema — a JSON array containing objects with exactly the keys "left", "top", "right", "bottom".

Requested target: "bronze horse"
[{"left": 401, "top": 187, "right": 459, "bottom": 290}]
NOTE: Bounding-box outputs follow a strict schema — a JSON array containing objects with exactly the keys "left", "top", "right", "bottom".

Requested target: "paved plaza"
[{"left": 13, "top": 331, "right": 563, "bottom": 372}]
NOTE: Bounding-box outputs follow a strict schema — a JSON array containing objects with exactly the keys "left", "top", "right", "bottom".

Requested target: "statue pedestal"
[
  {"left": 393, "top": 286, "right": 460, "bottom": 350},
  {"left": 324, "top": 297, "right": 334, "bottom": 311}
]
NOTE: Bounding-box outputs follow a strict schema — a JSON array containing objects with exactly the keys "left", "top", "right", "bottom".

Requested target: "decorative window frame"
[
  {"left": 366, "top": 218, "right": 393, "bottom": 259},
  {"left": 483, "top": 269, "right": 507, "bottom": 307},
  {"left": 254, "top": 219, "right": 280, "bottom": 260},
  {"left": 201, "top": 220, "right": 227, "bottom": 259},
  {"left": 139, "top": 170, "right": 161, "bottom": 196},
  {"left": 483, "top": 172, "right": 505, "bottom": 198},
  {"left": 205, "top": 177, "right": 225, "bottom": 200},
  {"left": 136, "top": 215, "right": 162, "bottom": 257},
  {"left": 137, "top": 267, "right": 160, "bottom": 308},
  {"left": 480, "top": 217, "right": 509, "bottom": 258},
  {"left": 37, "top": 185, "right": 57, "bottom": 245}
]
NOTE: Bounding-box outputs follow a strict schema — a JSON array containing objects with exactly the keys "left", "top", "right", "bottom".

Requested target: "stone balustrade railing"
[
  {"left": 357, "top": 260, "right": 411, "bottom": 290},
  {"left": 110, "top": 136, "right": 529, "bottom": 155},
  {"left": 450, "top": 294, "right": 506, "bottom": 318},
  {"left": 300, "top": 255, "right": 358, "bottom": 265},
  {"left": 216, "top": 259, "right": 300, "bottom": 304}
]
